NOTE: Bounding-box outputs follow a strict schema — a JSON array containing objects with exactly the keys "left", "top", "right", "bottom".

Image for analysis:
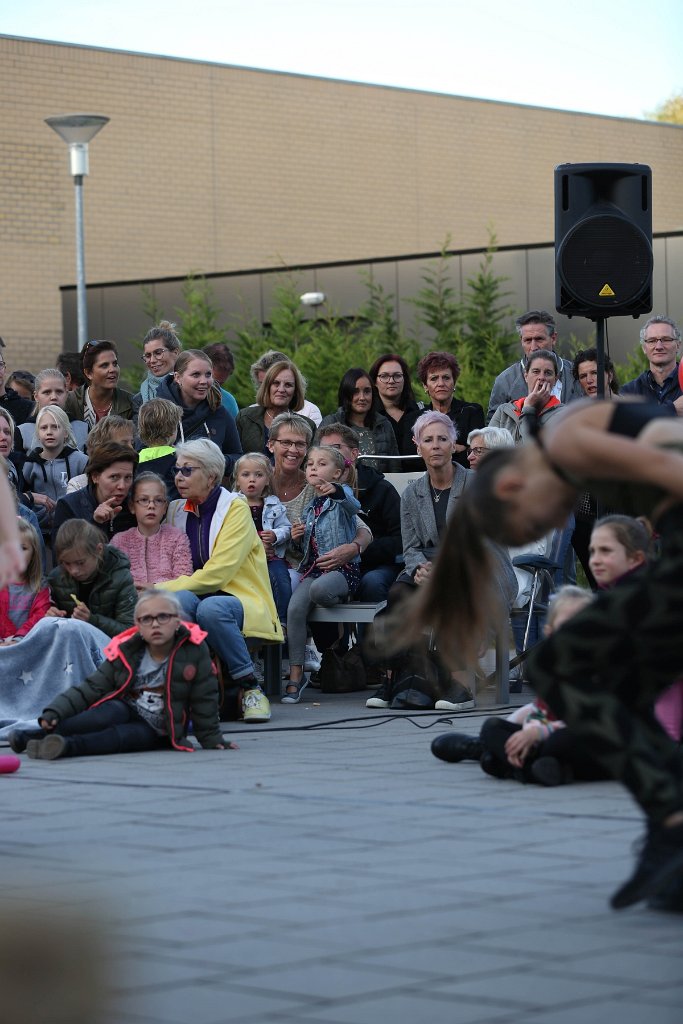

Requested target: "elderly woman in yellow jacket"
[{"left": 162, "top": 438, "right": 282, "bottom": 722}]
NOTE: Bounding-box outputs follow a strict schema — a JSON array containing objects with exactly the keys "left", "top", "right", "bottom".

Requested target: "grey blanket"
[{"left": 0, "top": 618, "right": 108, "bottom": 741}]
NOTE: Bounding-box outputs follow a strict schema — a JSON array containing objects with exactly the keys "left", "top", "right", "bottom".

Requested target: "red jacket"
[{"left": 0, "top": 584, "right": 51, "bottom": 640}]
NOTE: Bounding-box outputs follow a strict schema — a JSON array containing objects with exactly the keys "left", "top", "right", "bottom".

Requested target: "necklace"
[
  {"left": 274, "top": 472, "right": 304, "bottom": 499},
  {"left": 430, "top": 484, "right": 449, "bottom": 503}
]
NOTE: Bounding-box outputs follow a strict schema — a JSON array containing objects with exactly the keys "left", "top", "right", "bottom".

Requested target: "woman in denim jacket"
[{"left": 283, "top": 446, "right": 361, "bottom": 703}]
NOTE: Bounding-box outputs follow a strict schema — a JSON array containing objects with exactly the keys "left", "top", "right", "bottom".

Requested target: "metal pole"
[
  {"left": 595, "top": 317, "right": 606, "bottom": 399},
  {"left": 74, "top": 173, "right": 87, "bottom": 352}
]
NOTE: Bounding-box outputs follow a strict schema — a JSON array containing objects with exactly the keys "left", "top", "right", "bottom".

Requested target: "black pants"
[
  {"left": 479, "top": 717, "right": 609, "bottom": 782},
  {"left": 55, "top": 700, "right": 168, "bottom": 757},
  {"left": 527, "top": 505, "right": 683, "bottom": 823}
]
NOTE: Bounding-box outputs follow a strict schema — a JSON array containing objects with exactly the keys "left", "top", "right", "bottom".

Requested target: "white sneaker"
[
  {"left": 365, "top": 694, "right": 390, "bottom": 709},
  {"left": 304, "top": 643, "right": 322, "bottom": 672},
  {"left": 434, "top": 694, "right": 476, "bottom": 712}
]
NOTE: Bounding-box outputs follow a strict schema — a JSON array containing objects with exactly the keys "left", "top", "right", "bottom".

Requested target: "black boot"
[
  {"left": 8, "top": 727, "right": 45, "bottom": 753},
  {"left": 431, "top": 732, "right": 482, "bottom": 763}
]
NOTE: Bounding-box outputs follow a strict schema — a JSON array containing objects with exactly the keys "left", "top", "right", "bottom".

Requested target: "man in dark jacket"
[
  {"left": 621, "top": 314, "right": 682, "bottom": 413},
  {"left": 316, "top": 423, "right": 402, "bottom": 603}
]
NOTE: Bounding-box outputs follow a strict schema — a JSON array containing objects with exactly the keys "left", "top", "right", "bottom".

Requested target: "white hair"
[{"left": 174, "top": 438, "right": 226, "bottom": 485}]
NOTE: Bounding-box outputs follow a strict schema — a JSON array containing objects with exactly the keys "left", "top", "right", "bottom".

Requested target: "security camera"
[{"left": 300, "top": 292, "right": 326, "bottom": 307}]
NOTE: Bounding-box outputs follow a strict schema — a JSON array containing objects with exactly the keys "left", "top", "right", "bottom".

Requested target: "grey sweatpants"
[{"left": 287, "top": 572, "right": 349, "bottom": 667}]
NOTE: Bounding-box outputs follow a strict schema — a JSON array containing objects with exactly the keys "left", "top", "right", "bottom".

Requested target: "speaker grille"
[{"left": 558, "top": 212, "right": 652, "bottom": 306}]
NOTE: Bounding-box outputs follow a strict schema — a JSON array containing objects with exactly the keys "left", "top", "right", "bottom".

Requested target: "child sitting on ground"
[
  {"left": 136, "top": 398, "right": 184, "bottom": 500},
  {"left": 588, "top": 514, "right": 682, "bottom": 743},
  {"left": 233, "top": 452, "right": 292, "bottom": 630},
  {"left": 431, "top": 586, "right": 611, "bottom": 786},
  {"left": 23, "top": 589, "right": 234, "bottom": 759},
  {"left": 111, "top": 472, "right": 192, "bottom": 590}
]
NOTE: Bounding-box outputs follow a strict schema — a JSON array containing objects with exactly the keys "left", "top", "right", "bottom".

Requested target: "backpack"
[{"left": 388, "top": 646, "right": 451, "bottom": 710}]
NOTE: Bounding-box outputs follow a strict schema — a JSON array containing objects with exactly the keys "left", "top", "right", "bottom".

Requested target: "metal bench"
[{"left": 260, "top": 602, "right": 387, "bottom": 696}]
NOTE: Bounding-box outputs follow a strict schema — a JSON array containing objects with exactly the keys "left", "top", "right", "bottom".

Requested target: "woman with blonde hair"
[
  {"left": 156, "top": 349, "right": 242, "bottom": 477},
  {"left": 236, "top": 359, "right": 315, "bottom": 456}
]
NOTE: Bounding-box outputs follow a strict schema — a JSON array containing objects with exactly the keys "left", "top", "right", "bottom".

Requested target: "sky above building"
[{"left": 2, "top": 0, "right": 682, "bottom": 120}]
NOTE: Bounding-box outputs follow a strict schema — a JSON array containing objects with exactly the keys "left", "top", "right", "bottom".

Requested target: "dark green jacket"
[
  {"left": 65, "top": 385, "right": 135, "bottom": 423},
  {"left": 235, "top": 404, "right": 316, "bottom": 457},
  {"left": 48, "top": 546, "right": 137, "bottom": 637},
  {"left": 43, "top": 622, "right": 223, "bottom": 750}
]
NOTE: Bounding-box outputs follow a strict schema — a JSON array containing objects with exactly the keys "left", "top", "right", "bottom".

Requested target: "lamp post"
[{"left": 45, "top": 113, "right": 110, "bottom": 352}]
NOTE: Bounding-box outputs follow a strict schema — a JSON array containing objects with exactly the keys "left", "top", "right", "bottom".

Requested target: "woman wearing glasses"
[
  {"left": 64, "top": 341, "right": 134, "bottom": 432},
  {"left": 236, "top": 360, "right": 315, "bottom": 457},
  {"left": 369, "top": 354, "right": 424, "bottom": 470},
  {"left": 163, "top": 438, "right": 282, "bottom": 723},
  {"left": 417, "top": 351, "right": 484, "bottom": 468},
  {"left": 132, "top": 321, "right": 183, "bottom": 413},
  {"left": 156, "top": 349, "right": 242, "bottom": 478}
]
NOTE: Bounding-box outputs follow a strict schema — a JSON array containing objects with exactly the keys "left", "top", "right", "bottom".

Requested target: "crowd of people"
[{"left": 1, "top": 308, "right": 682, "bottom": 912}]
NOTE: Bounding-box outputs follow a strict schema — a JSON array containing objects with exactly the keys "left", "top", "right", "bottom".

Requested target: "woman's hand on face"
[
  {"left": 523, "top": 379, "right": 551, "bottom": 411},
  {"left": 413, "top": 561, "right": 432, "bottom": 585},
  {"left": 93, "top": 497, "right": 123, "bottom": 524}
]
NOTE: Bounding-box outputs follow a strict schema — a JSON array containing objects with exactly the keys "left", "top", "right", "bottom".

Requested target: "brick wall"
[{"left": 1, "top": 34, "right": 682, "bottom": 371}]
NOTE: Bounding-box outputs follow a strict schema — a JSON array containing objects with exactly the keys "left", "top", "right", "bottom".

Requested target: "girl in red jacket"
[{"left": 0, "top": 518, "right": 50, "bottom": 645}]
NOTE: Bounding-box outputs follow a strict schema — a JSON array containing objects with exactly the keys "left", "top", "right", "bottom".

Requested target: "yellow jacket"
[{"left": 163, "top": 489, "right": 283, "bottom": 643}]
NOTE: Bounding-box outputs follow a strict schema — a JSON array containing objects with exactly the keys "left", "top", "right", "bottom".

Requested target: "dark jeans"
[
  {"left": 479, "top": 716, "right": 609, "bottom": 782},
  {"left": 55, "top": 699, "right": 168, "bottom": 757},
  {"left": 267, "top": 557, "right": 292, "bottom": 627}
]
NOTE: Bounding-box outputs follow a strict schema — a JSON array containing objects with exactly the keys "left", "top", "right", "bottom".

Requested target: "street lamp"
[{"left": 45, "top": 113, "right": 110, "bottom": 352}]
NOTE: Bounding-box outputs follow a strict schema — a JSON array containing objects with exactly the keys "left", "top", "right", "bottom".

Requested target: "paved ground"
[{"left": 2, "top": 688, "right": 682, "bottom": 1024}]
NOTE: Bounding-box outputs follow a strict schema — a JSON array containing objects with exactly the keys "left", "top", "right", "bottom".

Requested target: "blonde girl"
[
  {"left": 22, "top": 405, "right": 88, "bottom": 528},
  {"left": 233, "top": 453, "right": 292, "bottom": 627},
  {"left": 283, "top": 446, "right": 360, "bottom": 703}
]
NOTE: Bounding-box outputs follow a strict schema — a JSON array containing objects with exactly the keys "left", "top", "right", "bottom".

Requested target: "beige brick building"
[{"left": 1, "top": 33, "right": 682, "bottom": 372}]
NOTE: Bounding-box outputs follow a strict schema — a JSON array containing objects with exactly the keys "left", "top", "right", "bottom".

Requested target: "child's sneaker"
[
  {"left": 304, "top": 642, "right": 322, "bottom": 672},
  {"left": 242, "top": 687, "right": 271, "bottom": 723},
  {"left": 26, "top": 735, "right": 70, "bottom": 760}
]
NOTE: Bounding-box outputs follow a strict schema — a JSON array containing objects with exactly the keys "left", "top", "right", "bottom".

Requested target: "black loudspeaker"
[{"left": 555, "top": 163, "right": 653, "bottom": 319}]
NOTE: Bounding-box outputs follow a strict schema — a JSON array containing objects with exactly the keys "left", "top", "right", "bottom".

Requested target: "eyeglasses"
[
  {"left": 643, "top": 336, "right": 677, "bottom": 346},
  {"left": 174, "top": 464, "right": 200, "bottom": 477},
  {"left": 135, "top": 497, "right": 168, "bottom": 507},
  {"left": 467, "top": 447, "right": 489, "bottom": 457},
  {"left": 136, "top": 612, "right": 178, "bottom": 626},
  {"left": 142, "top": 347, "right": 169, "bottom": 363},
  {"left": 376, "top": 372, "right": 404, "bottom": 382},
  {"left": 273, "top": 439, "right": 307, "bottom": 452}
]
